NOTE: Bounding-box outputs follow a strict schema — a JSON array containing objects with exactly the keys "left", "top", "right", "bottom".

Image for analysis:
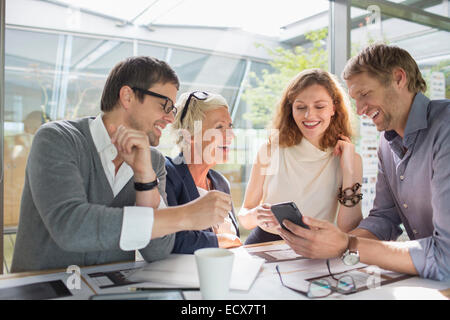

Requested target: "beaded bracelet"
[{"left": 338, "top": 182, "right": 363, "bottom": 207}]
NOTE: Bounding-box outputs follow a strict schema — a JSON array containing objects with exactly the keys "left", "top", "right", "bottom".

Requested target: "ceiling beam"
[{"left": 351, "top": 0, "right": 450, "bottom": 32}]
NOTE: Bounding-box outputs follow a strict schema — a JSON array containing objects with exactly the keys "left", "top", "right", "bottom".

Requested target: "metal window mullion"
[
  {"left": 231, "top": 59, "right": 252, "bottom": 122},
  {"left": 328, "top": 0, "right": 350, "bottom": 78},
  {"left": 165, "top": 47, "right": 173, "bottom": 63},
  {"left": 57, "top": 34, "right": 73, "bottom": 120},
  {"left": 50, "top": 34, "right": 65, "bottom": 120},
  {"left": 351, "top": 0, "right": 450, "bottom": 32},
  {"left": 0, "top": 0, "right": 5, "bottom": 275}
]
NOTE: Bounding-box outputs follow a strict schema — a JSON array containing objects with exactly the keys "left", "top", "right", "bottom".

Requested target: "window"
[
  {"left": 2, "top": 0, "right": 449, "bottom": 273},
  {"left": 350, "top": 1, "right": 450, "bottom": 220}
]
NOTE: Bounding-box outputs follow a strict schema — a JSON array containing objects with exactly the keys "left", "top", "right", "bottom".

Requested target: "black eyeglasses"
[
  {"left": 132, "top": 87, "right": 177, "bottom": 117},
  {"left": 275, "top": 260, "right": 356, "bottom": 299},
  {"left": 179, "top": 91, "right": 209, "bottom": 123}
]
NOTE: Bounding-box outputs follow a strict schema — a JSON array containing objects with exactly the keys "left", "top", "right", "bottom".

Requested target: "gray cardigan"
[{"left": 11, "top": 117, "right": 175, "bottom": 273}]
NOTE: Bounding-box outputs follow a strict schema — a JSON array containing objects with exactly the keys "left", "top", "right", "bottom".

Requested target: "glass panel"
[
  {"left": 236, "top": 61, "right": 275, "bottom": 129},
  {"left": 4, "top": 28, "right": 135, "bottom": 231},
  {"left": 138, "top": 43, "right": 167, "bottom": 60},
  {"left": 73, "top": 41, "right": 133, "bottom": 74},
  {"left": 4, "top": 29, "right": 61, "bottom": 229},
  {"left": 4, "top": 0, "right": 331, "bottom": 272},
  {"left": 5, "top": 28, "right": 59, "bottom": 69},
  {"left": 170, "top": 49, "right": 246, "bottom": 93}
]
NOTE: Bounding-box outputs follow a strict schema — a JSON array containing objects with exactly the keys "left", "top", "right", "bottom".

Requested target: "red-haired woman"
[{"left": 239, "top": 69, "right": 363, "bottom": 245}]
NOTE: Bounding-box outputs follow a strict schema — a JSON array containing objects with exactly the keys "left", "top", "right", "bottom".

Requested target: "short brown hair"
[
  {"left": 342, "top": 43, "right": 426, "bottom": 93},
  {"left": 101, "top": 56, "right": 179, "bottom": 112},
  {"left": 271, "top": 69, "right": 353, "bottom": 149}
]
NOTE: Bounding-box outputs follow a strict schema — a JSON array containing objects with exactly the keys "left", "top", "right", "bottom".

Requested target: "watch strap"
[
  {"left": 347, "top": 235, "right": 358, "bottom": 253},
  {"left": 134, "top": 178, "right": 159, "bottom": 191},
  {"left": 341, "top": 235, "right": 360, "bottom": 265}
]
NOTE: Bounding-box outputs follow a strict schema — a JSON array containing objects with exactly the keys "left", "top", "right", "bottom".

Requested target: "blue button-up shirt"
[{"left": 357, "top": 92, "right": 450, "bottom": 280}]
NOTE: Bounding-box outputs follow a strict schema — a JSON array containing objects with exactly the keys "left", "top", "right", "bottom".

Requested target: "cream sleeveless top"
[{"left": 261, "top": 138, "right": 343, "bottom": 223}]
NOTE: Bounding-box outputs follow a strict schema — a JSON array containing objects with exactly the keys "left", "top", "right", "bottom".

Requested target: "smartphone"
[{"left": 271, "top": 201, "right": 309, "bottom": 230}]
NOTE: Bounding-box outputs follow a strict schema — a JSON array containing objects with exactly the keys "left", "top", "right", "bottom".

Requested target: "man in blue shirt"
[{"left": 280, "top": 44, "right": 450, "bottom": 281}]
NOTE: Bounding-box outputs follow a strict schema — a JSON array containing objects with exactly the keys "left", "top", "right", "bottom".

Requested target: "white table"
[{"left": 1, "top": 241, "right": 449, "bottom": 300}]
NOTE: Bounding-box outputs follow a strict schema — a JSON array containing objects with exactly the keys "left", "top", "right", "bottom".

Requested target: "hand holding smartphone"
[{"left": 271, "top": 201, "right": 309, "bottom": 230}]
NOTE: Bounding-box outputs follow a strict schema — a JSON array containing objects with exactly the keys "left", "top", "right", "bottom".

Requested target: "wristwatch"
[
  {"left": 341, "top": 235, "right": 360, "bottom": 266},
  {"left": 134, "top": 178, "right": 159, "bottom": 191}
]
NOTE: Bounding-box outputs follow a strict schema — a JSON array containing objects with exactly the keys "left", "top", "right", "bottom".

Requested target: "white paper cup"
[{"left": 194, "top": 248, "right": 234, "bottom": 300}]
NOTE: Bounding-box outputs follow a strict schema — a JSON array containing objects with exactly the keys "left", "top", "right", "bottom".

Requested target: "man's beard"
[
  {"left": 377, "top": 88, "right": 397, "bottom": 132},
  {"left": 126, "top": 114, "right": 159, "bottom": 147},
  {"left": 147, "top": 131, "right": 159, "bottom": 147}
]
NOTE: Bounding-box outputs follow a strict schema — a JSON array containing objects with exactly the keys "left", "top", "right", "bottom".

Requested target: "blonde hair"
[
  {"left": 342, "top": 43, "right": 427, "bottom": 93},
  {"left": 171, "top": 91, "right": 229, "bottom": 149},
  {"left": 271, "top": 68, "right": 353, "bottom": 149}
]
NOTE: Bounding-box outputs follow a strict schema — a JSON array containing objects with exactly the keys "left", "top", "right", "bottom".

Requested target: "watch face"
[{"left": 343, "top": 253, "right": 360, "bottom": 266}]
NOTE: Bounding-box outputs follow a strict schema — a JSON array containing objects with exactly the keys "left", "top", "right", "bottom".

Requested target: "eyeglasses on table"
[{"left": 275, "top": 259, "right": 357, "bottom": 299}]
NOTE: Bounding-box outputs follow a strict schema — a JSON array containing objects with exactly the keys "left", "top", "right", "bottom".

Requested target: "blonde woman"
[
  {"left": 239, "top": 69, "right": 363, "bottom": 244},
  {"left": 165, "top": 91, "right": 242, "bottom": 253}
]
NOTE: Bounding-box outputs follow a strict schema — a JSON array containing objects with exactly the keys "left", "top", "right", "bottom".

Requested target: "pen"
[{"left": 128, "top": 287, "right": 198, "bottom": 292}]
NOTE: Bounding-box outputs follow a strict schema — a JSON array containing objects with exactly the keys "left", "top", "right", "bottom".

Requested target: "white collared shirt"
[{"left": 89, "top": 113, "right": 164, "bottom": 251}]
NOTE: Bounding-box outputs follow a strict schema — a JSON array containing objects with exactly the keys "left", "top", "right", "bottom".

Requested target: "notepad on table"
[{"left": 127, "top": 247, "right": 264, "bottom": 291}]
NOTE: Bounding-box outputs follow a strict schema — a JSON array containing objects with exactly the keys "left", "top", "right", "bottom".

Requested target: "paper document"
[
  {"left": 246, "top": 242, "right": 304, "bottom": 262},
  {"left": 80, "top": 261, "right": 147, "bottom": 294},
  {"left": 127, "top": 247, "right": 264, "bottom": 291}
]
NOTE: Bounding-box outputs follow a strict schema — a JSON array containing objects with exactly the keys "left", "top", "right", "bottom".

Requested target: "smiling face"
[
  {"left": 291, "top": 84, "right": 335, "bottom": 148},
  {"left": 346, "top": 72, "right": 401, "bottom": 133},
  {"left": 127, "top": 82, "right": 178, "bottom": 146},
  {"left": 196, "top": 106, "right": 234, "bottom": 165}
]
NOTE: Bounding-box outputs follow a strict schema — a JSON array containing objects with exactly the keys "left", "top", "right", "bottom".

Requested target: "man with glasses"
[
  {"left": 279, "top": 44, "right": 450, "bottom": 282},
  {"left": 11, "top": 56, "right": 232, "bottom": 273}
]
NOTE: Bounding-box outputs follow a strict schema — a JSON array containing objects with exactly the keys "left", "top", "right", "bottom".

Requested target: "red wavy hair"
[{"left": 270, "top": 69, "right": 353, "bottom": 149}]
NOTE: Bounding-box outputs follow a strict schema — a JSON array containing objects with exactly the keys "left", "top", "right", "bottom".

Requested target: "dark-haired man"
[
  {"left": 12, "top": 56, "right": 231, "bottom": 272},
  {"left": 280, "top": 44, "right": 450, "bottom": 281}
]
